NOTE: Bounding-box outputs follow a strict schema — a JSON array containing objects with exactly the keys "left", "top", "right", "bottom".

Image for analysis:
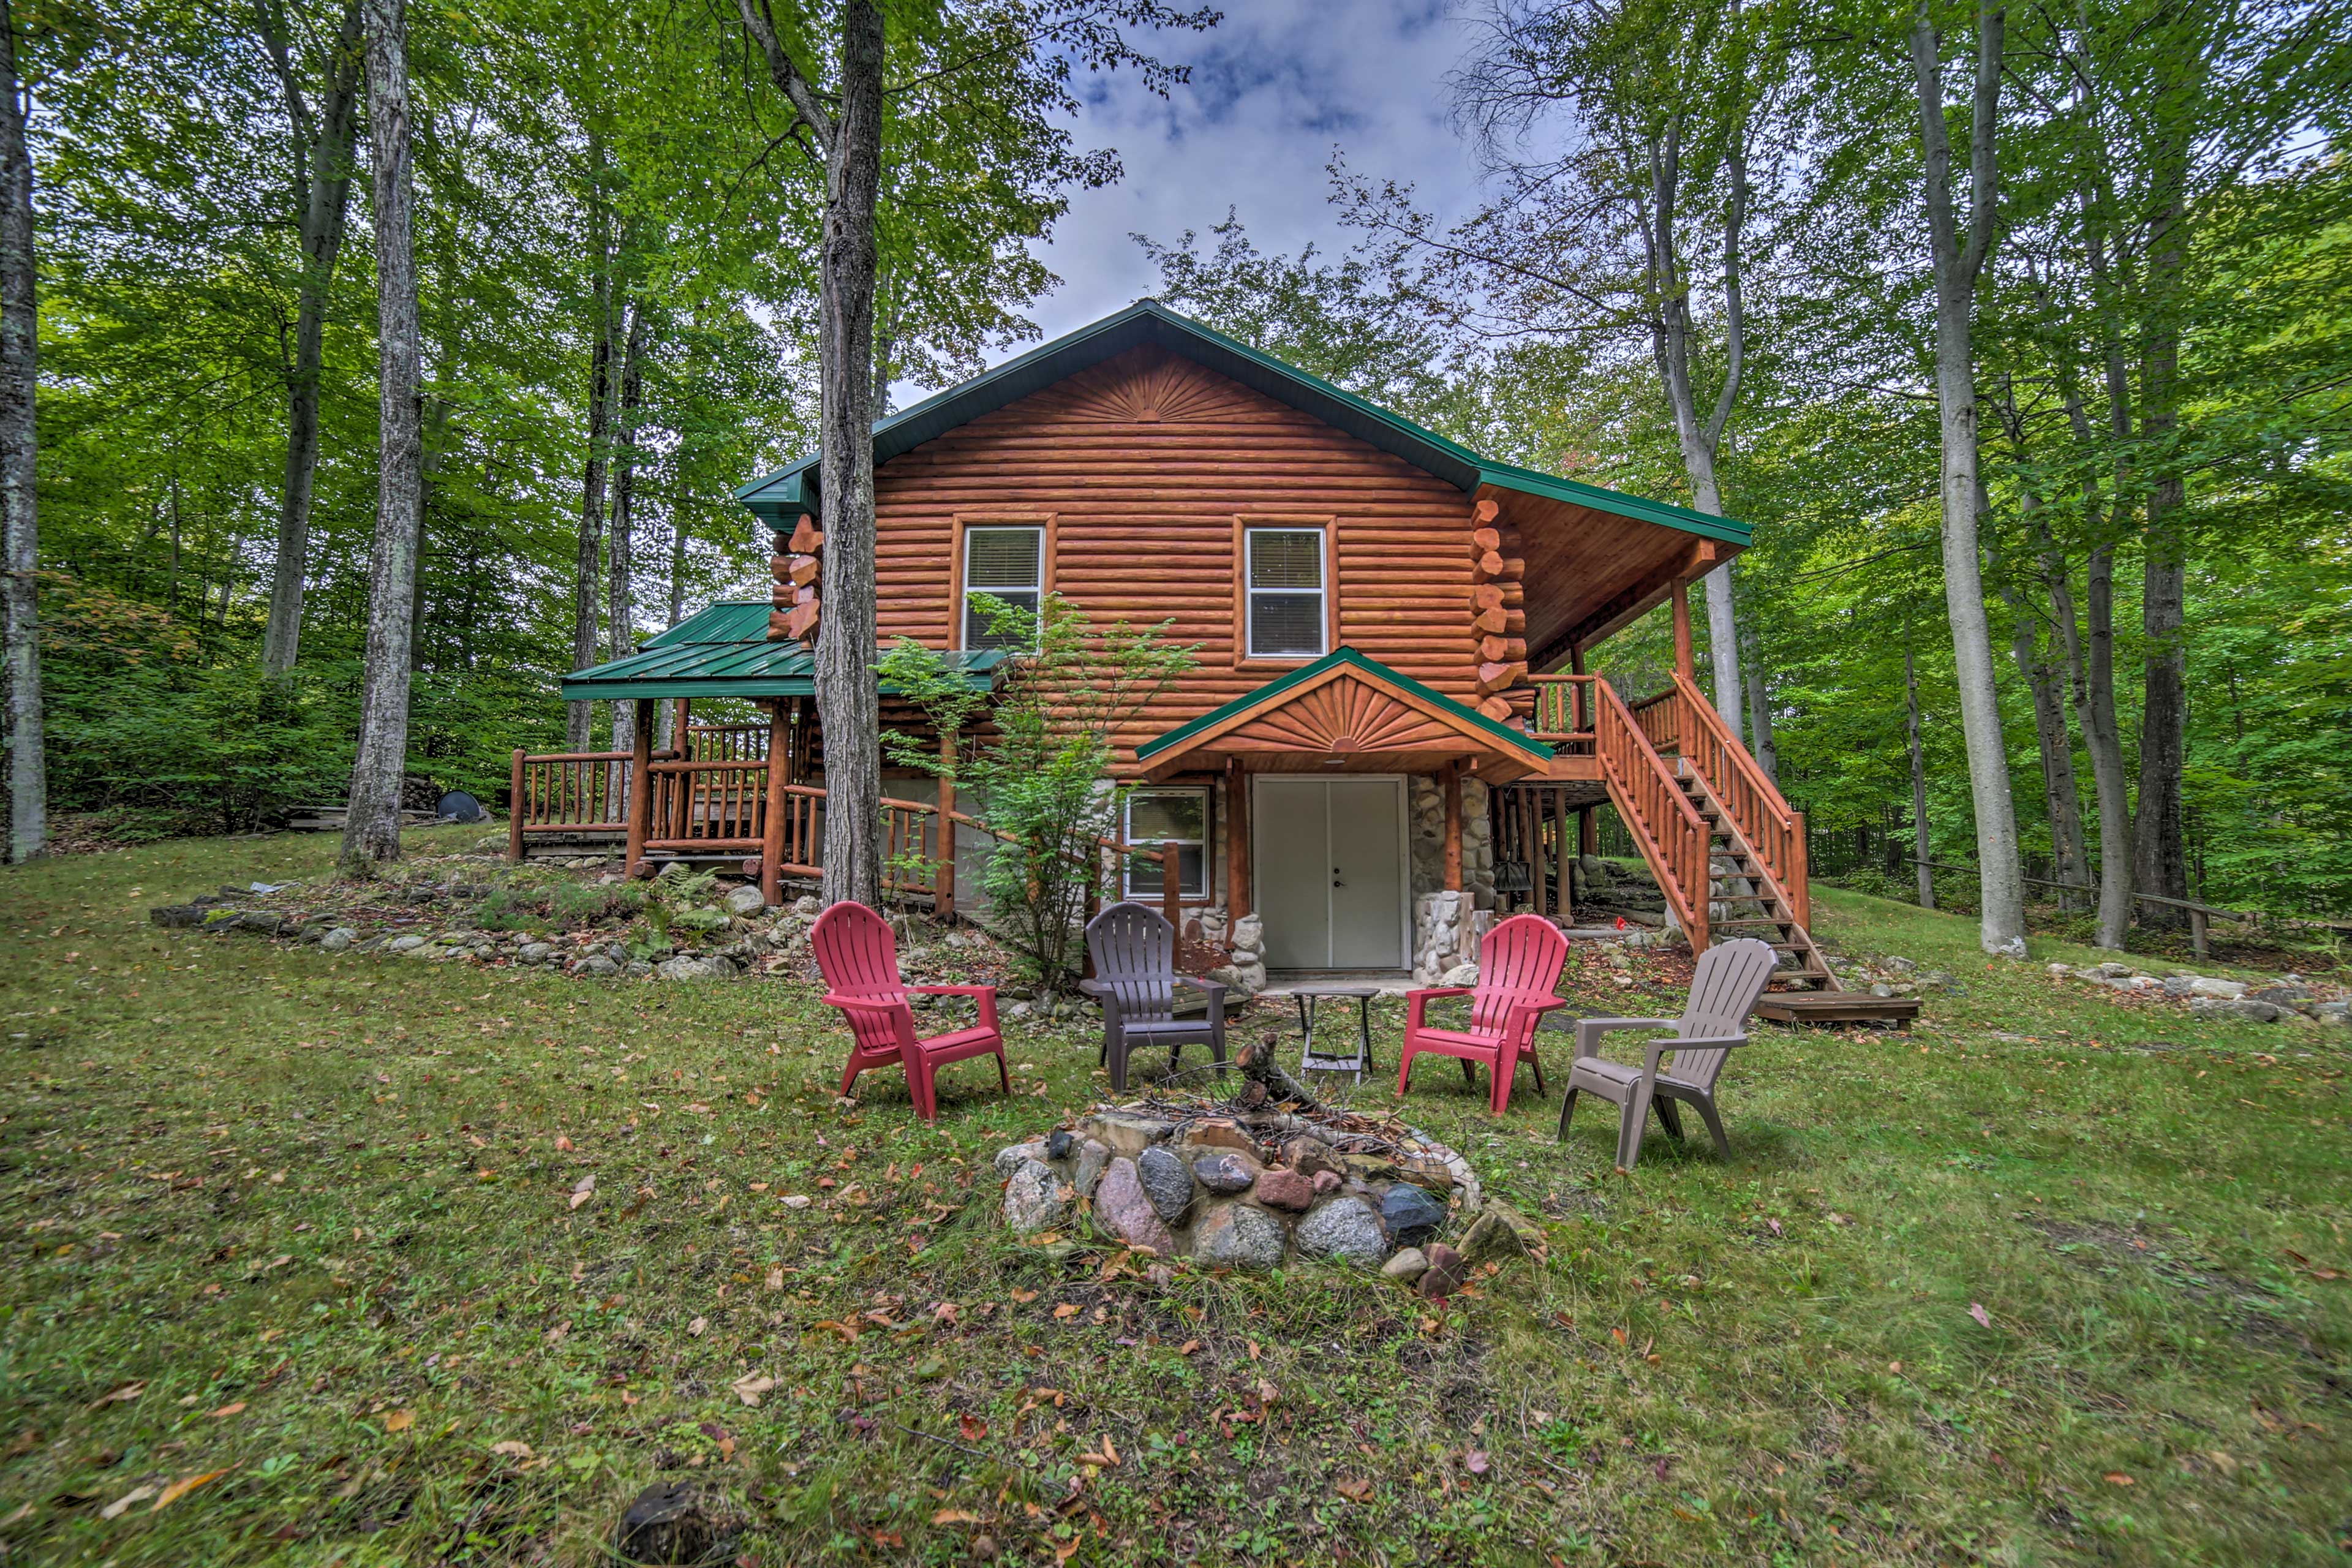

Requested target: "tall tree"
[
  {"left": 0, "top": 0, "right": 40, "bottom": 862},
  {"left": 566, "top": 138, "right": 615, "bottom": 749},
  {"left": 606, "top": 296, "right": 644, "bottom": 759},
  {"left": 257, "top": 0, "right": 365, "bottom": 676},
  {"left": 1909, "top": 0, "right": 2025, "bottom": 955},
  {"left": 338, "top": 0, "right": 423, "bottom": 874}
]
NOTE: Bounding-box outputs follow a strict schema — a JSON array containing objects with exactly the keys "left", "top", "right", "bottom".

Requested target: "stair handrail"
[
  {"left": 1666, "top": 671, "right": 1809, "bottom": 925},
  {"left": 1591, "top": 676, "right": 1713, "bottom": 948}
]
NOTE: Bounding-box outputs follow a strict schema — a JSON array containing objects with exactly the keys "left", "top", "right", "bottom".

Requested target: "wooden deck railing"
[
  {"left": 1588, "top": 677, "right": 1712, "bottom": 948},
  {"left": 1655, "top": 672, "right": 1809, "bottom": 926},
  {"left": 508, "top": 750, "right": 631, "bottom": 854},
  {"left": 1526, "top": 673, "right": 1599, "bottom": 753},
  {"left": 682, "top": 723, "right": 769, "bottom": 763}
]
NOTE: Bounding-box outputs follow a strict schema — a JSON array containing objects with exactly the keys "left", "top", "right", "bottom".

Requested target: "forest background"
[{"left": 11, "top": 0, "right": 2350, "bottom": 932}]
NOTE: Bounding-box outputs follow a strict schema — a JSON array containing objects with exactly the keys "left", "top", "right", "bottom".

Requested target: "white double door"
[{"left": 1253, "top": 776, "right": 1408, "bottom": 970}]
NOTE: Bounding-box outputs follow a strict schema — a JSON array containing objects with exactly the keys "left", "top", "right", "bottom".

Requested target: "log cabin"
[{"left": 536, "top": 301, "right": 1831, "bottom": 990}]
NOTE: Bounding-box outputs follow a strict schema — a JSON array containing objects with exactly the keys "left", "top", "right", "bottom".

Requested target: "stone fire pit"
[{"left": 994, "top": 1054, "right": 1541, "bottom": 1291}]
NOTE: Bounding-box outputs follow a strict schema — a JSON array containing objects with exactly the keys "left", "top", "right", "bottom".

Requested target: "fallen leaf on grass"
[
  {"left": 490, "top": 1441, "right": 533, "bottom": 1459},
  {"left": 765, "top": 1267, "right": 785, "bottom": 1291},
  {"left": 1335, "top": 1477, "right": 1373, "bottom": 1502},
  {"left": 554, "top": 1135, "right": 574, "bottom": 1152},
  {"left": 87, "top": 1382, "right": 145, "bottom": 1411},
  {"left": 152, "top": 1468, "right": 231, "bottom": 1510},
  {"left": 1052, "top": 1303, "right": 1081, "bottom": 1320},
  {"left": 2103, "top": 1472, "right": 2134, "bottom": 1486},
  {"left": 570, "top": 1175, "right": 595, "bottom": 1210},
  {"left": 209, "top": 1403, "right": 246, "bottom": 1419},
  {"left": 1464, "top": 1449, "right": 1491, "bottom": 1476},
  {"left": 383, "top": 1409, "right": 415, "bottom": 1434},
  {"left": 1009, "top": 1288, "right": 1039, "bottom": 1303},
  {"left": 730, "top": 1373, "right": 776, "bottom": 1408},
  {"left": 932, "top": 1508, "right": 982, "bottom": 1525},
  {"left": 100, "top": 1486, "right": 157, "bottom": 1518},
  {"left": 957, "top": 1415, "right": 987, "bottom": 1442},
  {"left": 687, "top": 1316, "right": 708, "bottom": 1338},
  {"left": 1175, "top": 1340, "right": 1200, "bottom": 1357},
  {"left": 1968, "top": 1302, "right": 1993, "bottom": 1330}
]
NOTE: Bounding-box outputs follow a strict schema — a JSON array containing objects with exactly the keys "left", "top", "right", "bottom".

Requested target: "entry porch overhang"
[
  {"left": 1133, "top": 647, "right": 1553, "bottom": 784},
  {"left": 560, "top": 600, "right": 1008, "bottom": 703}
]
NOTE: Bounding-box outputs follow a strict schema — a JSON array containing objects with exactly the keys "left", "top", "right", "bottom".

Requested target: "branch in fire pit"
[{"left": 1235, "top": 1034, "right": 1322, "bottom": 1115}]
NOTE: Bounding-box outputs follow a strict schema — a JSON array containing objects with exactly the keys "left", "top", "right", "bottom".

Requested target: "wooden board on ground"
[{"left": 1754, "top": 992, "right": 1922, "bottom": 1027}]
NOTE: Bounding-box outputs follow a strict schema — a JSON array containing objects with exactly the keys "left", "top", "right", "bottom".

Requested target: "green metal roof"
[
  {"left": 734, "top": 300, "right": 1750, "bottom": 548},
  {"left": 561, "top": 601, "right": 1007, "bottom": 701},
  {"left": 1134, "top": 647, "right": 1552, "bottom": 764}
]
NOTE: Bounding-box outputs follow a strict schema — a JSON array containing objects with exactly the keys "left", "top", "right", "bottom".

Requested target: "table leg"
[{"left": 1356, "top": 996, "right": 1373, "bottom": 1080}]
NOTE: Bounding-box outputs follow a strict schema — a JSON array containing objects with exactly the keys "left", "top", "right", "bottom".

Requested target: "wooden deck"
[{"left": 1754, "top": 993, "right": 1919, "bottom": 1027}]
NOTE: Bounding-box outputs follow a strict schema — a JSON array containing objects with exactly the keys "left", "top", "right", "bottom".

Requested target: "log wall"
[{"left": 870, "top": 344, "right": 1482, "bottom": 767}]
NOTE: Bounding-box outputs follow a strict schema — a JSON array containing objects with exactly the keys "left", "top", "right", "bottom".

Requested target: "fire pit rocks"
[{"left": 994, "top": 1098, "right": 1542, "bottom": 1284}]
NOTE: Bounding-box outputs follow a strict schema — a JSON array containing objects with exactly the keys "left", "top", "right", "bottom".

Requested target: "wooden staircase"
[{"left": 1527, "top": 670, "right": 1839, "bottom": 991}]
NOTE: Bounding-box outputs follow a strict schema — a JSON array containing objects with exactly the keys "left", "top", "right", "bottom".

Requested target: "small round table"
[{"left": 1289, "top": 985, "right": 1381, "bottom": 1080}]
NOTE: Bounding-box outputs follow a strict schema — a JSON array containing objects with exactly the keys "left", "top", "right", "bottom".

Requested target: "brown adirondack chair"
[
  {"left": 1079, "top": 902, "right": 1227, "bottom": 1093},
  {"left": 1558, "top": 937, "right": 1778, "bottom": 1170}
]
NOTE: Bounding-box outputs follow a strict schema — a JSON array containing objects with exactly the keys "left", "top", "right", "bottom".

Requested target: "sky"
[{"left": 1015, "top": 0, "right": 1491, "bottom": 342}]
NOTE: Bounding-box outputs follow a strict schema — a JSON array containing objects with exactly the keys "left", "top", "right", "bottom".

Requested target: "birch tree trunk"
[
  {"left": 338, "top": 0, "right": 422, "bottom": 876},
  {"left": 258, "top": 0, "right": 363, "bottom": 677},
  {"left": 812, "top": 1, "right": 885, "bottom": 908},
  {"left": 0, "top": 0, "right": 42, "bottom": 864},
  {"left": 1909, "top": 0, "right": 2026, "bottom": 956},
  {"left": 606, "top": 300, "right": 644, "bottom": 762}
]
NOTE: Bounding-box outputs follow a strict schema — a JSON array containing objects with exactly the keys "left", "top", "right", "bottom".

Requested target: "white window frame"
[
  {"left": 1244, "top": 526, "right": 1327, "bottom": 660},
  {"left": 1122, "top": 787, "right": 1210, "bottom": 901},
  {"left": 960, "top": 524, "right": 1046, "bottom": 651}
]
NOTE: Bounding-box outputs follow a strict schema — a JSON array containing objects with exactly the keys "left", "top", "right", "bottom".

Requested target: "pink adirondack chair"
[
  {"left": 811, "top": 903, "right": 1008, "bottom": 1122},
  {"left": 1396, "top": 914, "right": 1570, "bottom": 1115}
]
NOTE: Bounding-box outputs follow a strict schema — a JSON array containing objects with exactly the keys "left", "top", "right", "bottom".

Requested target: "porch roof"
[
  {"left": 1134, "top": 647, "right": 1553, "bottom": 782},
  {"left": 560, "top": 600, "right": 1007, "bottom": 701}
]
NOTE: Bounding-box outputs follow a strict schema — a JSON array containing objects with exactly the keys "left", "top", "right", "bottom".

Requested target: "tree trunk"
[
  {"left": 2133, "top": 236, "right": 2191, "bottom": 928},
  {"left": 1910, "top": 0, "right": 2026, "bottom": 956},
  {"left": 1996, "top": 521, "right": 2089, "bottom": 912},
  {"left": 813, "top": 0, "right": 886, "bottom": 908},
  {"left": 1904, "top": 643, "right": 1934, "bottom": 908},
  {"left": 606, "top": 299, "right": 644, "bottom": 763},
  {"left": 338, "top": 0, "right": 423, "bottom": 877},
  {"left": 1741, "top": 623, "right": 1776, "bottom": 780},
  {"left": 0, "top": 0, "right": 42, "bottom": 864},
  {"left": 259, "top": 0, "right": 363, "bottom": 677},
  {"left": 567, "top": 152, "right": 614, "bottom": 751},
  {"left": 2071, "top": 539, "right": 2133, "bottom": 948}
]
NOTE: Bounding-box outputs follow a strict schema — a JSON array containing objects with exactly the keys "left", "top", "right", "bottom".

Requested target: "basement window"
[{"left": 1124, "top": 789, "right": 1208, "bottom": 900}]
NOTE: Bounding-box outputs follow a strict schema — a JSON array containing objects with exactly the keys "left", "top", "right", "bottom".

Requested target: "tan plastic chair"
[{"left": 1558, "top": 937, "right": 1778, "bottom": 1170}]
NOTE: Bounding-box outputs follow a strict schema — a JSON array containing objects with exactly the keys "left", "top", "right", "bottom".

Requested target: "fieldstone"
[
  {"left": 148, "top": 905, "right": 207, "bottom": 929},
  {"left": 321, "top": 927, "right": 358, "bottom": 952},
  {"left": 1458, "top": 1199, "right": 1544, "bottom": 1268},
  {"left": 1136, "top": 1146, "right": 1194, "bottom": 1222},
  {"left": 1417, "top": 1242, "right": 1468, "bottom": 1300},
  {"left": 1253, "top": 1167, "right": 1314, "bottom": 1212},
  {"left": 2094, "top": 960, "right": 2136, "bottom": 979},
  {"left": 2187, "top": 976, "right": 2246, "bottom": 1000},
  {"left": 614, "top": 1479, "right": 741, "bottom": 1567},
  {"left": 1311, "top": 1169, "right": 1341, "bottom": 1196},
  {"left": 2251, "top": 983, "right": 2313, "bottom": 1006},
  {"left": 1073, "top": 1138, "right": 1112, "bottom": 1197},
  {"left": 1075, "top": 1110, "right": 1170, "bottom": 1159},
  {"left": 518, "top": 941, "right": 555, "bottom": 965},
  {"left": 575, "top": 955, "right": 620, "bottom": 977},
  {"left": 387, "top": 934, "right": 429, "bottom": 953},
  {"left": 1229, "top": 914, "right": 1265, "bottom": 956},
  {"left": 792, "top": 894, "right": 821, "bottom": 916},
  {"left": 1281, "top": 1137, "right": 1344, "bottom": 1181},
  {"left": 1382, "top": 1246, "right": 1430, "bottom": 1284},
  {"left": 1190, "top": 1151, "right": 1261, "bottom": 1194},
  {"left": 1093, "top": 1158, "right": 1175, "bottom": 1255},
  {"left": 1046, "top": 1129, "right": 1075, "bottom": 1162},
  {"left": 1003, "top": 1159, "right": 1072, "bottom": 1235},
  {"left": 1178, "top": 1118, "right": 1258, "bottom": 1155},
  {"left": 1440, "top": 963, "right": 1480, "bottom": 987},
  {"left": 994, "top": 1139, "right": 1049, "bottom": 1177},
  {"left": 1194, "top": 1202, "right": 1287, "bottom": 1271},
  {"left": 725, "top": 884, "right": 767, "bottom": 917},
  {"left": 1294, "top": 1196, "right": 1389, "bottom": 1265},
  {"left": 1381, "top": 1183, "right": 1449, "bottom": 1248},
  {"left": 655, "top": 956, "right": 728, "bottom": 981},
  {"left": 2162, "top": 973, "right": 2198, "bottom": 996},
  {"left": 2192, "top": 997, "right": 2281, "bottom": 1023}
]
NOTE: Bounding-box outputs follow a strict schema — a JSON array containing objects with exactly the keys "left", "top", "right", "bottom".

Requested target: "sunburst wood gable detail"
[
  {"left": 1137, "top": 650, "right": 1552, "bottom": 783},
  {"left": 1052, "top": 345, "right": 1264, "bottom": 424}
]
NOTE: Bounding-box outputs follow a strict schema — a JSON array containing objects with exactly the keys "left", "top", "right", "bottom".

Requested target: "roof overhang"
[
  {"left": 1133, "top": 648, "right": 1553, "bottom": 783},
  {"left": 560, "top": 601, "right": 1005, "bottom": 702}
]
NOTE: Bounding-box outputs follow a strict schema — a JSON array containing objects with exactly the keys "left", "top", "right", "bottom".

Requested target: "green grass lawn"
[{"left": 1, "top": 830, "right": 2345, "bottom": 1566}]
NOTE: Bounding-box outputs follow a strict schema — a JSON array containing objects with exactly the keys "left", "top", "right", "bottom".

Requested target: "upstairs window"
[
  {"left": 1125, "top": 789, "right": 1208, "bottom": 900},
  {"left": 1245, "top": 527, "right": 1326, "bottom": 658},
  {"left": 962, "top": 526, "right": 1044, "bottom": 650}
]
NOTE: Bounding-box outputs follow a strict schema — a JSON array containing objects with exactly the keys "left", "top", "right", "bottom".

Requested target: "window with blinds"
[
  {"left": 1245, "top": 527, "right": 1325, "bottom": 658},
  {"left": 962, "top": 526, "right": 1044, "bottom": 650},
  {"left": 1124, "top": 790, "right": 1208, "bottom": 899}
]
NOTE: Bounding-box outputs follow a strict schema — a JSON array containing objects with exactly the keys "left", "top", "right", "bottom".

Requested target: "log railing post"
[
  {"left": 507, "top": 749, "right": 526, "bottom": 861},
  {"left": 1161, "top": 840, "right": 1181, "bottom": 931},
  {"left": 626, "top": 703, "right": 654, "bottom": 877}
]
